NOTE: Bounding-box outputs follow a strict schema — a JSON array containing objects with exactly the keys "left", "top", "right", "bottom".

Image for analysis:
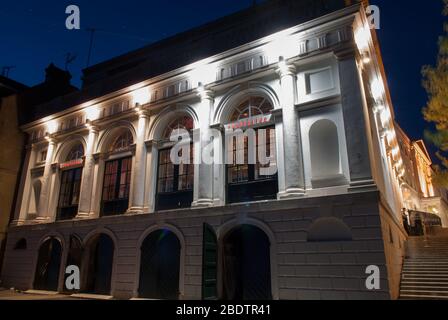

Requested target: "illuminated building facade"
[
  {"left": 395, "top": 123, "right": 448, "bottom": 227},
  {"left": 1, "top": 0, "right": 410, "bottom": 299}
]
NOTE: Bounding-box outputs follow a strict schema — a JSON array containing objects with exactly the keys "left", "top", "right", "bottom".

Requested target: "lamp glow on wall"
[
  {"left": 85, "top": 105, "right": 100, "bottom": 121},
  {"left": 278, "top": 56, "right": 289, "bottom": 73},
  {"left": 371, "top": 76, "right": 385, "bottom": 102},
  {"left": 354, "top": 25, "right": 370, "bottom": 52},
  {"left": 46, "top": 119, "right": 58, "bottom": 135},
  {"left": 386, "top": 129, "right": 395, "bottom": 146},
  {"left": 132, "top": 87, "right": 150, "bottom": 106},
  {"left": 264, "top": 32, "right": 297, "bottom": 63},
  {"left": 189, "top": 62, "right": 216, "bottom": 89},
  {"left": 392, "top": 146, "right": 400, "bottom": 159},
  {"left": 379, "top": 107, "right": 391, "bottom": 128}
]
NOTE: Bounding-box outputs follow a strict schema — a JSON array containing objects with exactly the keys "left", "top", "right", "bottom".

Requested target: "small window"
[
  {"left": 389, "top": 226, "right": 394, "bottom": 244},
  {"left": 14, "top": 238, "right": 27, "bottom": 250},
  {"left": 39, "top": 149, "right": 48, "bottom": 163}
]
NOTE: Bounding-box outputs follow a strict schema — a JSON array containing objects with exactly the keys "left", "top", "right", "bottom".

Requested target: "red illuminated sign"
[
  {"left": 225, "top": 114, "right": 272, "bottom": 130},
  {"left": 60, "top": 158, "right": 83, "bottom": 169}
]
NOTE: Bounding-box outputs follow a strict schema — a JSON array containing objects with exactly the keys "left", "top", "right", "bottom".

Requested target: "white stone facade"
[{"left": 1, "top": 3, "right": 408, "bottom": 299}]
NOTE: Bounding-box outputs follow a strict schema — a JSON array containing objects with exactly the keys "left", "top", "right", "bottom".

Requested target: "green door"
[{"left": 202, "top": 223, "right": 217, "bottom": 300}]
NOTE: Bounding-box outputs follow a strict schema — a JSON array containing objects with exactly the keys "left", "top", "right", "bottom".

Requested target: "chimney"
[{"left": 45, "top": 63, "right": 72, "bottom": 85}]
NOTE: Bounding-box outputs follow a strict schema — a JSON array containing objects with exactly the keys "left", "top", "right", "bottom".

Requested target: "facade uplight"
[
  {"left": 46, "top": 119, "right": 58, "bottom": 135},
  {"left": 132, "top": 87, "right": 150, "bottom": 106},
  {"left": 371, "top": 77, "right": 385, "bottom": 102},
  {"left": 85, "top": 105, "right": 100, "bottom": 121},
  {"left": 354, "top": 25, "right": 370, "bottom": 52}
]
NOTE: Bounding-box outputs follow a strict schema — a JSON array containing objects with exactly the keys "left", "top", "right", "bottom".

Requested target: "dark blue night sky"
[{"left": 0, "top": 0, "right": 445, "bottom": 151}]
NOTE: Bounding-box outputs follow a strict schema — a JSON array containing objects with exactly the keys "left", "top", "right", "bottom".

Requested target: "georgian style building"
[{"left": 1, "top": 0, "right": 411, "bottom": 299}]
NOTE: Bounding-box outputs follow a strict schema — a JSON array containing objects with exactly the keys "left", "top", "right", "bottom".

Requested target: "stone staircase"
[{"left": 400, "top": 235, "right": 448, "bottom": 299}]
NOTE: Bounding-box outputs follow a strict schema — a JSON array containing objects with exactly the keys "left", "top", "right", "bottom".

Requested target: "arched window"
[
  {"left": 229, "top": 96, "right": 273, "bottom": 122},
  {"left": 66, "top": 143, "right": 84, "bottom": 161},
  {"left": 110, "top": 130, "right": 133, "bottom": 153},
  {"left": 101, "top": 129, "right": 133, "bottom": 216},
  {"left": 57, "top": 143, "right": 84, "bottom": 220},
  {"left": 226, "top": 96, "right": 278, "bottom": 204},
  {"left": 156, "top": 116, "right": 194, "bottom": 210},
  {"left": 163, "top": 116, "right": 194, "bottom": 140},
  {"left": 309, "top": 119, "right": 345, "bottom": 188}
]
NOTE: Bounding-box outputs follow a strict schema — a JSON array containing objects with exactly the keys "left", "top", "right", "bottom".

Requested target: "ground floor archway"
[
  {"left": 84, "top": 233, "right": 114, "bottom": 295},
  {"left": 138, "top": 229, "right": 181, "bottom": 299},
  {"left": 221, "top": 224, "right": 271, "bottom": 300},
  {"left": 34, "top": 237, "right": 62, "bottom": 291}
]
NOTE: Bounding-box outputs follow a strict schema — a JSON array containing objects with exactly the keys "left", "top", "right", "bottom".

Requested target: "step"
[
  {"left": 402, "top": 273, "right": 448, "bottom": 277},
  {"left": 402, "top": 269, "right": 448, "bottom": 273},
  {"left": 401, "top": 285, "right": 448, "bottom": 290},
  {"left": 402, "top": 276, "right": 448, "bottom": 280},
  {"left": 403, "top": 266, "right": 448, "bottom": 269},
  {"left": 70, "top": 293, "right": 113, "bottom": 300},
  {"left": 400, "top": 294, "right": 448, "bottom": 300},
  {"left": 402, "top": 277, "right": 448, "bottom": 282},
  {"left": 24, "top": 290, "right": 59, "bottom": 295},
  {"left": 401, "top": 280, "right": 448, "bottom": 288},
  {"left": 400, "top": 290, "right": 448, "bottom": 296}
]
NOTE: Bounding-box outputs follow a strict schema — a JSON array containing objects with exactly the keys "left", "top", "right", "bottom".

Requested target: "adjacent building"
[
  {"left": 1, "top": 0, "right": 412, "bottom": 299},
  {"left": 395, "top": 123, "right": 448, "bottom": 227}
]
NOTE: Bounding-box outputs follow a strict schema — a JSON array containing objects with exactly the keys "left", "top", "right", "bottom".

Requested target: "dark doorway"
[
  {"left": 85, "top": 234, "right": 114, "bottom": 295},
  {"left": 202, "top": 224, "right": 217, "bottom": 300},
  {"left": 222, "top": 225, "right": 271, "bottom": 300},
  {"left": 63, "top": 235, "right": 83, "bottom": 293},
  {"left": 34, "top": 237, "right": 62, "bottom": 291},
  {"left": 138, "top": 229, "right": 181, "bottom": 299}
]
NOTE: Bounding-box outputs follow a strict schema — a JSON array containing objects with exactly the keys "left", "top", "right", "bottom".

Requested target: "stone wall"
[{"left": 2, "top": 191, "right": 399, "bottom": 299}]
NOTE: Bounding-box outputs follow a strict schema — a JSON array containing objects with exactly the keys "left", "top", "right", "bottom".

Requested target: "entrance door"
[
  {"left": 222, "top": 225, "right": 271, "bottom": 300},
  {"left": 34, "top": 238, "right": 62, "bottom": 291},
  {"left": 63, "top": 235, "right": 83, "bottom": 293},
  {"left": 85, "top": 234, "right": 114, "bottom": 295},
  {"left": 138, "top": 229, "right": 180, "bottom": 299}
]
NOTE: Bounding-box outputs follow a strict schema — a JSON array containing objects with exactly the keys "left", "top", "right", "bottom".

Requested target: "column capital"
[
  {"left": 197, "top": 88, "right": 215, "bottom": 101},
  {"left": 86, "top": 121, "right": 100, "bottom": 134},
  {"left": 44, "top": 133, "right": 57, "bottom": 145},
  {"left": 275, "top": 62, "right": 297, "bottom": 78},
  {"left": 137, "top": 109, "right": 151, "bottom": 119}
]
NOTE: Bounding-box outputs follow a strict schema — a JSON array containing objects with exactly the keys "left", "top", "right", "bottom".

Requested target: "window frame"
[
  {"left": 225, "top": 96, "right": 278, "bottom": 204},
  {"left": 56, "top": 166, "right": 83, "bottom": 220},
  {"left": 100, "top": 156, "right": 133, "bottom": 216}
]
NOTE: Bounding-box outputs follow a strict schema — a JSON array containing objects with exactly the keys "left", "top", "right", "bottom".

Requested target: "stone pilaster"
[
  {"left": 192, "top": 89, "right": 215, "bottom": 207},
  {"left": 336, "top": 50, "right": 375, "bottom": 191},
  {"left": 127, "top": 110, "right": 149, "bottom": 213},
  {"left": 77, "top": 125, "right": 99, "bottom": 218},
  {"left": 12, "top": 144, "right": 37, "bottom": 225},
  {"left": 276, "top": 63, "right": 306, "bottom": 199},
  {"left": 36, "top": 136, "right": 56, "bottom": 222}
]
